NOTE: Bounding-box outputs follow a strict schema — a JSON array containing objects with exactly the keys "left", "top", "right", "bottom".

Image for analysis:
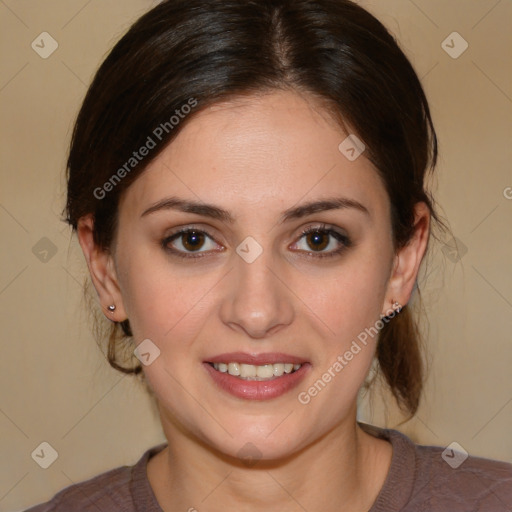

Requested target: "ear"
[
  {"left": 382, "top": 202, "right": 431, "bottom": 313},
  {"left": 76, "top": 215, "right": 128, "bottom": 322}
]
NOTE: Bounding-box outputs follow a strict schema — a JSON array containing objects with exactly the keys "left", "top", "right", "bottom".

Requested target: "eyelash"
[
  {"left": 297, "top": 224, "right": 352, "bottom": 259},
  {"left": 161, "top": 223, "right": 352, "bottom": 260}
]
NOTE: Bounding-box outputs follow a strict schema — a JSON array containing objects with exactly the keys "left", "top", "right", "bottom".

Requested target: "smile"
[
  {"left": 210, "top": 362, "right": 302, "bottom": 380},
  {"left": 204, "top": 356, "right": 310, "bottom": 400}
]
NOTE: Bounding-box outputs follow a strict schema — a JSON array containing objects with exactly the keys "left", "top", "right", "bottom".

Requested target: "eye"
[
  {"left": 162, "top": 223, "right": 351, "bottom": 260},
  {"left": 162, "top": 228, "right": 222, "bottom": 258},
  {"left": 291, "top": 224, "right": 352, "bottom": 259}
]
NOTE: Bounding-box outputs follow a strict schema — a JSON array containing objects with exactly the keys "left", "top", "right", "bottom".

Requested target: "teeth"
[
  {"left": 228, "top": 362, "right": 240, "bottom": 376},
  {"left": 256, "top": 364, "right": 274, "bottom": 379},
  {"left": 211, "top": 362, "right": 302, "bottom": 380},
  {"left": 273, "top": 363, "right": 284, "bottom": 376},
  {"left": 240, "top": 364, "right": 256, "bottom": 378}
]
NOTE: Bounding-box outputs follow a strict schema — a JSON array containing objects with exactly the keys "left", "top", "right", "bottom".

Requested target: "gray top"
[{"left": 24, "top": 422, "right": 512, "bottom": 511}]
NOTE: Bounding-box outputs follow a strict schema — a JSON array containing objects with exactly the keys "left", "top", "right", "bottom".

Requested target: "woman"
[{"left": 26, "top": 0, "right": 512, "bottom": 510}]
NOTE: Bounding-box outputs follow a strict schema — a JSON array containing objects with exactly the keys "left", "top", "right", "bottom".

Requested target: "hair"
[{"left": 66, "top": 0, "right": 448, "bottom": 417}]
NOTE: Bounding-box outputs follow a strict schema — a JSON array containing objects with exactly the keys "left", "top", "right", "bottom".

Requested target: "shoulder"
[
  {"left": 23, "top": 466, "right": 132, "bottom": 512},
  {"left": 359, "top": 422, "right": 512, "bottom": 512},
  {"left": 23, "top": 444, "right": 167, "bottom": 512},
  {"left": 410, "top": 442, "right": 512, "bottom": 510}
]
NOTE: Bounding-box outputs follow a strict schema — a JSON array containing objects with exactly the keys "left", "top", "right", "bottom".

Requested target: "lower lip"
[{"left": 203, "top": 363, "right": 311, "bottom": 400}]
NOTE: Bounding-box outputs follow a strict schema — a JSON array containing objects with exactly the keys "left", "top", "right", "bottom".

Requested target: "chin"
[
  {"left": 194, "top": 411, "right": 317, "bottom": 464},
  {"left": 218, "top": 430, "right": 305, "bottom": 464}
]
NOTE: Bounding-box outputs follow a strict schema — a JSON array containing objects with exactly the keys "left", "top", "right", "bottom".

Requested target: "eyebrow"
[{"left": 140, "top": 195, "right": 369, "bottom": 223}]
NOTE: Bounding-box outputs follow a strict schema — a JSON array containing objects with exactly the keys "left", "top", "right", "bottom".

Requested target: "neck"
[{"left": 147, "top": 407, "right": 392, "bottom": 512}]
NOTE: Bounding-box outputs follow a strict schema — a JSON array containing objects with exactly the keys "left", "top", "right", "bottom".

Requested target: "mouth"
[
  {"left": 203, "top": 353, "right": 310, "bottom": 400},
  {"left": 208, "top": 361, "right": 302, "bottom": 380}
]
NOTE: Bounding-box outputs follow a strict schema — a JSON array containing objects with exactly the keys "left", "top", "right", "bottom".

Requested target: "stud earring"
[
  {"left": 107, "top": 304, "right": 116, "bottom": 312},
  {"left": 381, "top": 300, "right": 403, "bottom": 322}
]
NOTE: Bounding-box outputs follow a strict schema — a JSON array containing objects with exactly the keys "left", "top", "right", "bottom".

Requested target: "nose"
[{"left": 219, "top": 249, "right": 295, "bottom": 339}]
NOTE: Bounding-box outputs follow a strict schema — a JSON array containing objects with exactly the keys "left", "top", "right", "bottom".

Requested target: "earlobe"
[
  {"left": 76, "top": 215, "right": 128, "bottom": 322},
  {"left": 383, "top": 202, "right": 431, "bottom": 314}
]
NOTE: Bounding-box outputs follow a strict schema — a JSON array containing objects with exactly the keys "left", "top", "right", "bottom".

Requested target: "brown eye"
[
  {"left": 180, "top": 230, "right": 205, "bottom": 251},
  {"left": 162, "top": 228, "right": 220, "bottom": 258},
  {"left": 293, "top": 225, "right": 352, "bottom": 259},
  {"left": 305, "top": 231, "right": 329, "bottom": 252}
]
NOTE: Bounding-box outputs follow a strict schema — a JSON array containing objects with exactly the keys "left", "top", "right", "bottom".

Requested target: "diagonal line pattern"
[
  {"left": 200, "top": 471, "right": 233, "bottom": 503},
  {"left": 421, "top": 62, "right": 439, "bottom": 80},
  {"left": 0, "top": 0, "right": 29, "bottom": 28},
  {"left": 469, "top": 205, "right": 499, "bottom": 234},
  {"left": 61, "top": 471, "right": 107, "bottom": 512},
  {"left": 164, "top": 267, "right": 234, "bottom": 337},
  {"left": 162, "top": 367, "right": 234, "bottom": 438},
  {"left": 0, "top": 407, "right": 29, "bottom": 439},
  {"left": 265, "top": 265, "right": 337, "bottom": 335},
  {"left": 0, "top": 203, "right": 30, "bottom": 233},
  {"left": 61, "top": 375, "right": 127, "bottom": 439},
  {"left": 415, "top": 415, "right": 439, "bottom": 439},
  {"left": 160, "top": 162, "right": 204, "bottom": 202},
  {"left": 402, "top": 469, "right": 445, "bottom": 509},
  {"left": 265, "top": 410, "right": 294, "bottom": 438},
  {"left": 401, "top": 466, "right": 508, "bottom": 510},
  {"left": 472, "top": 61, "right": 512, "bottom": 103},
  {"left": 0, "top": 472, "right": 29, "bottom": 503},
  {"left": 61, "top": 60, "right": 88, "bottom": 87},
  {"left": 0, "top": 265, "right": 28, "bottom": 296},
  {"left": 61, "top": 0, "right": 93, "bottom": 29},
  {"left": 267, "top": 164, "right": 337, "bottom": 234},
  {"left": 265, "top": 471, "right": 310, "bottom": 511},
  {"left": 471, "top": 265, "right": 512, "bottom": 308},
  {"left": 471, "top": 396, "right": 512, "bottom": 440},
  {"left": 472, "top": 0, "right": 502, "bottom": 30},
  {"left": 465, "top": 469, "right": 512, "bottom": 511},
  {"left": 61, "top": 265, "right": 85, "bottom": 289},
  {"left": 0, "top": 62, "right": 29, "bottom": 92},
  {"left": 407, "top": 0, "right": 439, "bottom": 28}
]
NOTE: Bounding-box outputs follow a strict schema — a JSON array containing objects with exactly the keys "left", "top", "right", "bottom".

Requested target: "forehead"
[{"left": 119, "top": 90, "right": 389, "bottom": 222}]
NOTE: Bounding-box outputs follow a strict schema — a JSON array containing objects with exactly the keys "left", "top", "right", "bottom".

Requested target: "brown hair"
[{"left": 66, "top": 0, "right": 447, "bottom": 416}]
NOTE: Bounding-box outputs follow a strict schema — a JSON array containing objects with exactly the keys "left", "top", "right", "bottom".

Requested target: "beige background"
[{"left": 0, "top": 0, "right": 511, "bottom": 510}]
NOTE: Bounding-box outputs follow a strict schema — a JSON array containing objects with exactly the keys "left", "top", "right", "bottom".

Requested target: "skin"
[{"left": 78, "top": 89, "right": 430, "bottom": 511}]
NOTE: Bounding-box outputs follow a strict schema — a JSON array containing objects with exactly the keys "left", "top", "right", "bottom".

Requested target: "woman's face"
[{"left": 109, "top": 90, "right": 401, "bottom": 460}]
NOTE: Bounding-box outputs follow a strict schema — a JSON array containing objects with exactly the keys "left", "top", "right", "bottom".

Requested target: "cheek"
[
  {"left": 302, "top": 248, "right": 391, "bottom": 345},
  {"left": 116, "top": 248, "right": 223, "bottom": 346},
  {"left": 293, "top": 257, "right": 389, "bottom": 426}
]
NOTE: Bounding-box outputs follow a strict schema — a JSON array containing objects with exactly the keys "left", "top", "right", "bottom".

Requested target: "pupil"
[
  {"left": 183, "top": 231, "right": 204, "bottom": 251},
  {"left": 308, "top": 231, "right": 328, "bottom": 251}
]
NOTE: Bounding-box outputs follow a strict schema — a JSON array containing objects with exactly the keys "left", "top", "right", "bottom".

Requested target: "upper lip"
[{"left": 206, "top": 352, "right": 308, "bottom": 365}]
